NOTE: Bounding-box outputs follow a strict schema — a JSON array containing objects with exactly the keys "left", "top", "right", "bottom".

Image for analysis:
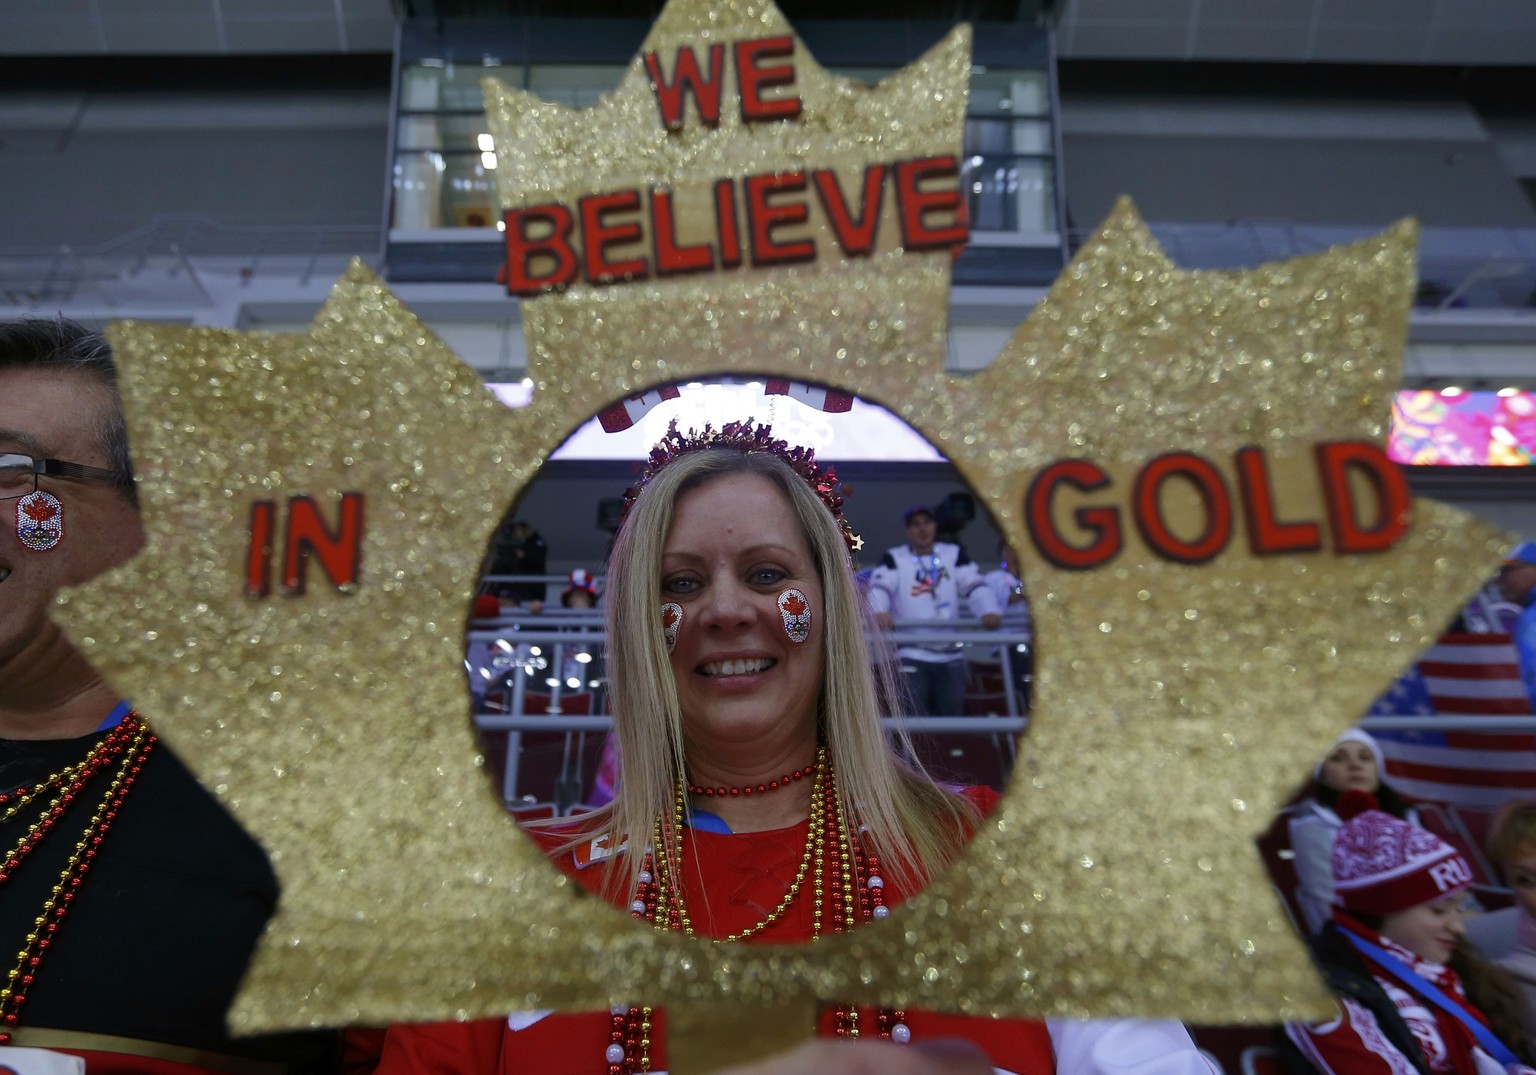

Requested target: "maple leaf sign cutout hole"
[{"left": 461, "top": 377, "right": 1027, "bottom": 936}]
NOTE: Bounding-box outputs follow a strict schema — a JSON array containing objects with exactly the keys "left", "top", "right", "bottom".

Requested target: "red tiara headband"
[{"left": 622, "top": 419, "right": 862, "bottom": 556}]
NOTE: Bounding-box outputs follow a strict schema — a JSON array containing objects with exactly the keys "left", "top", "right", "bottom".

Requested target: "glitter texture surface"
[
  {"left": 50, "top": 0, "right": 1514, "bottom": 1063},
  {"left": 59, "top": 210, "right": 1511, "bottom": 1046}
]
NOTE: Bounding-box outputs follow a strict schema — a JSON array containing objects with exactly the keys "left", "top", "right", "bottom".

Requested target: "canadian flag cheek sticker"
[
  {"left": 16, "top": 490, "right": 63, "bottom": 552},
  {"left": 777, "top": 588, "right": 812, "bottom": 644},
  {"left": 661, "top": 602, "right": 683, "bottom": 654}
]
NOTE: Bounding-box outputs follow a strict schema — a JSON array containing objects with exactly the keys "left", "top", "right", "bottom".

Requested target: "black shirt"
[{"left": 0, "top": 729, "right": 333, "bottom": 1066}]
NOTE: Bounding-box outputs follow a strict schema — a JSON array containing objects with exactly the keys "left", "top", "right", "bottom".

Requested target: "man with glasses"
[
  {"left": 1496, "top": 541, "right": 1536, "bottom": 713},
  {"left": 0, "top": 318, "right": 332, "bottom": 1072}
]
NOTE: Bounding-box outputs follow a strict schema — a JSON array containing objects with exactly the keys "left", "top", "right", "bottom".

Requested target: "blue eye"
[{"left": 663, "top": 575, "right": 699, "bottom": 595}]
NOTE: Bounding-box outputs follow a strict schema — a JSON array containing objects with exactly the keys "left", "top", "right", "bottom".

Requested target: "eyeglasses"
[{"left": 0, "top": 452, "right": 126, "bottom": 501}]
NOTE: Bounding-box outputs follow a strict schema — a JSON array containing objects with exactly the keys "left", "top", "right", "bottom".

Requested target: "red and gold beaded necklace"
[
  {"left": 603, "top": 746, "right": 903, "bottom": 1073},
  {"left": 0, "top": 713, "right": 156, "bottom": 1041}
]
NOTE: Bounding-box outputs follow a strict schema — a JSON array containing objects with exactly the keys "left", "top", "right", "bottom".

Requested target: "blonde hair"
[
  {"left": 579, "top": 447, "right": 977, "bottom": 902},
  {"left": 1487, "top": 799, "right": 1536, "bottom": 876}
]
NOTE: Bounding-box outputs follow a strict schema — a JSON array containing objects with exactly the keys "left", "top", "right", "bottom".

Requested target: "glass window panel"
[
  {"left": 392, "top": 151, "right": 445, "bottom": 229},
  {"left": 400, "top": 65, "right": 444, "bottom": 112},
  {"left": 964, "top": 118, "right": 1050, "bottom": 158},
  {"left": 393, "top": 151, "right": 499, "bottom": 230},
  {"left": 395, "top": 64, "right": 520, "bottom": 229},
  {"left": 402, "top": 60, "right": 522, "bottom": 111},
  {"left": 968, "top": 70, "right": 1049, "bottom": 117},
  {"left": 1010, "top": 117, "right": 1051, "bottom": 155},
  {"left": 964, "top": 154, "right": 1056, "bottom": 232},
  {"left": 397, "top": 114, "right": 443, "bottom": 153},
  {"left": 397, "top": 113, "right": 499, "bottom": 152},
  {"left": 1011, "top": 157, "right": 1055, "bottom": 232},
  {"left": 965, "top": 117, "right": 1014, "bottom": 154}
]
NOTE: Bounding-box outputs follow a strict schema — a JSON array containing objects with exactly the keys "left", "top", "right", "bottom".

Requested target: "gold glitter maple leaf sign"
[{"left": 53, "top": 0, "right": 1513, "bottom": 1069}]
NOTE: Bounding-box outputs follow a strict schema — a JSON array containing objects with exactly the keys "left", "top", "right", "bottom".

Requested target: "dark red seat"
[
  {"left": 909, "top": 732, "right": 1011, "bottom": 791},
  {"left": 1449, "top": 805, "right": 1496, "bottom": 863},
  {"left": 1188, "top": 1025, "right": 1283, "bottom": 1075},
  {"left": 1241, "top": 1045, "right": 1283, "bottom": 1075}
]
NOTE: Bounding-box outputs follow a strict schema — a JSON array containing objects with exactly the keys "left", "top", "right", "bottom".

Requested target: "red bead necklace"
[
  {"left": 0, "top": 714, "right": 156, "bottom": 1042},
  {"left": 685, "top": 761, "right": 817, "bottom": 799},
  {"left": 606, "top": 747, "right": 905, "bottom": 1073}
]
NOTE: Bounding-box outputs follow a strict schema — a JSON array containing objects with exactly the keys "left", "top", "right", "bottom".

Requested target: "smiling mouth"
[{"left": 700, "top": 657, "right": 775, "bottom": 677}]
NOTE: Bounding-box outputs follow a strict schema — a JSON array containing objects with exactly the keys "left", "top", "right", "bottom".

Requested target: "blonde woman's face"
[
  {"left": 1320, "top": 741, "right": 1379, "bottom": 794},
  {"left": 660, "top": 473, "right": 824, "bottom": 753}
]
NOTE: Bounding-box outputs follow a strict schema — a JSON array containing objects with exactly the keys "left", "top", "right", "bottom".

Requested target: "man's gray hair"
[{"left": 0, "top": 317, "right": 135, "bottom": 500}]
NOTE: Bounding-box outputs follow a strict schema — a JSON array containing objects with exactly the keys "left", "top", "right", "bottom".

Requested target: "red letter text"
[
  {"left": 644, "top": 44, "right": 725, "bottom": 130},
  {"left": 894, "top": 156, "right": 968, "bottom": 251},
  {"left": 282, "top": 493, "right": 365, "bottom": 595},
  {"left": 1026, "top": 459, "right": 1122, "bottom": 570},
  {"left": 1315, "top": 440, "right": 1411, "bottom": 554},
  {"left": 735, "top": 37, "right": 801, "bottom": 123},
  {"left": 503, "top": 204, "right": 577, "bottom": 295},
  {"left": 1132, "top": 452, "right": 1233, "bottom": 564},
  {"left": 1236, "top": 446, "right": 1322, "bottom": 555}
]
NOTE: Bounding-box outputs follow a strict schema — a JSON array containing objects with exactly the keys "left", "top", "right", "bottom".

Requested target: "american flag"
[{"left": 1365, "top": 633, "right": 1536, "bottom": 809}]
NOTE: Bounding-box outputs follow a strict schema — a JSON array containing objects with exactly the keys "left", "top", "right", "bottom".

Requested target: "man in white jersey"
[{"left": 867, "top": 505, "right": 1001, "bottom": 716}]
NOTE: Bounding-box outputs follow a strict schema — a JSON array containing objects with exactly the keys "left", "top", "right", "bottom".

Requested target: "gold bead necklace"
[
  {"left": 615, "top": 745, "right": 902, "bottom": 1072},
  {"left": 654, "top": 745, "right": 828, "bottom": 944}
]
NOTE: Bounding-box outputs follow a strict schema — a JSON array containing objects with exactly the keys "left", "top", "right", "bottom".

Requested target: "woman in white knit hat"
[{"left": 1289, "top": 728, "right": 1422, "bottom": 934}]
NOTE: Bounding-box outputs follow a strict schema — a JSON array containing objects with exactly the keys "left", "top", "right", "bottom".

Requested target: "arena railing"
[{"left": 467, "top": 617, "right": 1032, "bottom": 804}]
